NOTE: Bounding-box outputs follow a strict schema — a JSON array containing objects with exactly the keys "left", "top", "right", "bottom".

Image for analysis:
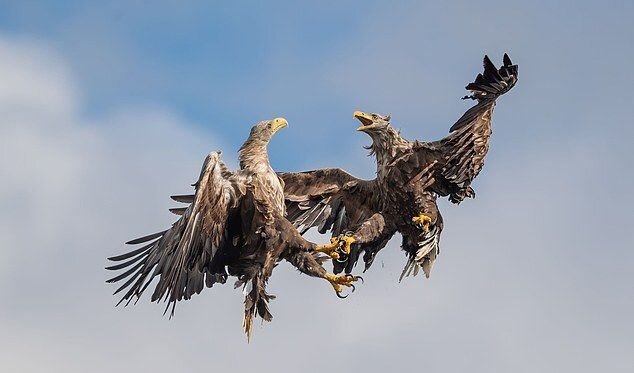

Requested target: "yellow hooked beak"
[
  {"left": 353, "top": 111, "right": 374, "bottom": 131},
  {"left": 272, "top": 117, "right": 288, "bottom": 132}
]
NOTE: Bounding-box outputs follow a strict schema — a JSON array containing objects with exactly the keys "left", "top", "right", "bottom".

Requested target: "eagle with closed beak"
[
  {"left": 106, "top": 118, "right": 361, "bottom": 339},
  {"left": 280, "top": 54, "right": 518, "bottom": 279}
]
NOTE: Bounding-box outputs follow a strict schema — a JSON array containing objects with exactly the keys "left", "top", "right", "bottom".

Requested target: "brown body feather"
[
  {"left": 281, "top": 54, "right": 517, "bottom": 277},
  {"left": 107, "top": 119, "right": 330, "bottom": 339}
]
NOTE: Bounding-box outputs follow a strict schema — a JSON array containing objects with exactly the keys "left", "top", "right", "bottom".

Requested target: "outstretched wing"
[
  {"left": 412, "top": 54, "right": 518, "bottom": 203},
  {"left": 279, "top": 168, "right": 380, "bottom": 236},
  {"left": 106, "top": 152, "right": 244, "bottom": 315},
  {"left": 280, "top": 168, "right": 388, "bottom": 274}
]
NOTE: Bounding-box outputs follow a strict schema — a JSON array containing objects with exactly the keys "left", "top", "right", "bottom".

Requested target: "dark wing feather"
[
  {"left": 280, "top": 169, "right": 391, "bottom": 274},
  {"left": 461, "top": 53, "right": 518, "bottom": 104},
  {"left": 106, "top": 152, "right": 243, "bottom": 315},
  {"left": 411, "top": 54, "right": 518, "bottom": 203},
  {"left": 279, "top": 168, "right": 380, "bottom": 236},
  {"left": 169, "top": 207, "right": 187, "bottom": 216},
  {"left": 170, "top": 194, "right": 195, "bottom": 203}
]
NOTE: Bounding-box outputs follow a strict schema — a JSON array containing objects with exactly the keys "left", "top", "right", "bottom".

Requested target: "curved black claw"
[
  {"left": 336, "top": 291, "right": 348, "bottom": 299},
  {"left": 344, "top": 274, "right": 364, "bottom": 284},
  {"left": 335, "top": 254, "right": 349, "bottom": 263}
]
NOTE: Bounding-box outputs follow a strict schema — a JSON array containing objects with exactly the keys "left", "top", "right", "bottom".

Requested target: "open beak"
[
  {"left": 272, "top": 117, "right": 288, "bottom": 132},
  {"left": 353, "top": 111, "right": 374, "bottom": 131}
]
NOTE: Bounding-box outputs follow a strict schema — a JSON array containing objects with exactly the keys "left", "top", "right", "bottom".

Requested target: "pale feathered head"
[
  {"left": 353, "top": 111, "right": 392, "bottom": 135},
  {"left": 352, "top": 110, "right": 407, "bottom": 158},
  {"left": 246, "top": 117, "right": 288, "bottom": 143},
  {"left": 239, "top": 117, "right": 288, "bottom": 169}
]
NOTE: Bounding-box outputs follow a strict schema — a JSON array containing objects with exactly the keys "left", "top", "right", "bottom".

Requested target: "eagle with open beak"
[{"left": 281, "top": 54, "right": 518, "bottom": 279}]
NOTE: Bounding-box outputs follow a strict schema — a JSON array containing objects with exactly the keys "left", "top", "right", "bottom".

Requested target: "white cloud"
[
  {"left": 0, "top": 36, "right": 221, "bottom": 317},
  {"left": 0, "top": 38, "right": 78, "bottom": 118}
]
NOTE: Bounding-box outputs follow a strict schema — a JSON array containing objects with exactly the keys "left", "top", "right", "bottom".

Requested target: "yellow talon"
[
  {"left": 324, "top": 273, "right": 363, "bottom": 298},
  {"left": 337, "top": 234, "right": 356, "bottom": 255},
  {"left": 315, "top": 235, "right": 356, "bottom": 261},
  {"left": 315, "top": 239, "right": 342, "bottom": 260},
  {"left": 412, "top": 214, "right": 432, "bottom": 233}
]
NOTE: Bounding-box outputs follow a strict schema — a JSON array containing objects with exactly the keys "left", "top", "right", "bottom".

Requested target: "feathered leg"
[
  {"left": 284, "top": 249, "right": 363, "bottom": 298},
  {"left": 278, "top": 218, "right": 363, "bottom": 298},
  {"left": 332, "top": 212, "right": 397, "bottom": 274}
]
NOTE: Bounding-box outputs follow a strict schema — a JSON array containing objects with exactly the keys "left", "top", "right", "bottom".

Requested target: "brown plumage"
[
  {"left": 106, "top": 118, "right": 337, "bottom": 339},
  {"left": 280, "top": 54, "right": 518, "bottom": 278}
]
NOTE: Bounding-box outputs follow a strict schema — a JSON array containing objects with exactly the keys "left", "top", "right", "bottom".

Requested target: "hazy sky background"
[{"left": 0, "top": 1, "right": 632, "bottom": 372}]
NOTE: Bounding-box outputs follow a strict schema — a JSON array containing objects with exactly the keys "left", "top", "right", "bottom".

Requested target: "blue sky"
[
  {"left": 3, "top": 0, "right": 631, "bottom": 166},
  {"left": 0, "top": 1, "right": 632, "bottom": 372}
]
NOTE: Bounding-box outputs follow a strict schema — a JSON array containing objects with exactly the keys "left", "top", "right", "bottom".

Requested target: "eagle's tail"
[
  {"left": 462, "top": 53, "right": 518, "bottom": 101},
  {"left": 242, "top": 273, "right": 275, "bottom": 341},
  {"left": 399, "top": 225, "right": 441, "bottom": 281}
]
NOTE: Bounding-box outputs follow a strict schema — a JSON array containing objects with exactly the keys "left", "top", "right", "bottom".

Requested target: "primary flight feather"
[
  {"left": 280, "top": 54, "right": 518, "bottom": 278},
  {"left": 107, "top": 118, "right": 361, "bottom": 339}
]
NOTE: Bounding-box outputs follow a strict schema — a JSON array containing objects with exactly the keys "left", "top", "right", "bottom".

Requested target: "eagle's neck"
[
  {"left": 239, "top": 138, "right": 272, "bottom": 173},
  {"left": 369, "top": 127, "right": 410, "bottom": 176},
  {"left": 238, "top": 137, "right": 285, "bottom": 216}
]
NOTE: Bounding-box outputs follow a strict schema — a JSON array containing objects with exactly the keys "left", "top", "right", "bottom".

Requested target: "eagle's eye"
[{"left": 372, "top": 114, "right": 378, "bottom": 120}]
